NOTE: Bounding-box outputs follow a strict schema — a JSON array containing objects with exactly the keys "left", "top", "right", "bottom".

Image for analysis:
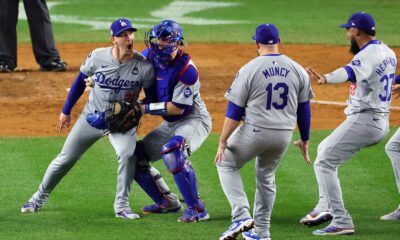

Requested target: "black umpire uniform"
[{"left": 0, "top": 0, "right": 66, "bottom": 72}]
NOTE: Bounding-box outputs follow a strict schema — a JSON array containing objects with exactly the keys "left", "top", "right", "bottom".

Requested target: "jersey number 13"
[{"left": 266, "top": 82, "right": 289, "bottom": 110}]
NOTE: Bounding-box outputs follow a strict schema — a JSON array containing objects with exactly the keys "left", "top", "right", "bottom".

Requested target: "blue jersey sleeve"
[
  {"left": 343, "top": 66, "right": 356, "bottom": 83},
  {"left": 62, "top": 72, "right": 87, "bottom": 115},
  {"left": 226, "top": 101, "right": 245, "bottom": 121},
  {"left": 395, "top": 75, "right": 400, "bottom": 84},
  {"left": 296, "top": 100, "right": 311, "bottom": 141}
]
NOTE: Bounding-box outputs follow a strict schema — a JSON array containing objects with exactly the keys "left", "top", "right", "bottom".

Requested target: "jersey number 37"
[{"left": 379, "top": 73, "right": 395, "bottom": 102}]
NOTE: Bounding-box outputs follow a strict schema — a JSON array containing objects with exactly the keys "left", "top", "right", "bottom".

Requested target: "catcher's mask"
[{"left": 145, "top": 19, "right": 186, "bottom": 64}]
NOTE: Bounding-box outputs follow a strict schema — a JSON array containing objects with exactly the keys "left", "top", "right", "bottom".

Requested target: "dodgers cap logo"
[{"left": 110, "top": 18, "right": 137, "bottom": 36}]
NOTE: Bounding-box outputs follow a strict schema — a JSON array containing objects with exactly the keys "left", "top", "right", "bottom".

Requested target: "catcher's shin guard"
[
  {"left": 161, "top": 136, "right": 200, "bottom": 208},
  {"left": 134, "top": 141, "right": 173, "bottom": 205}
]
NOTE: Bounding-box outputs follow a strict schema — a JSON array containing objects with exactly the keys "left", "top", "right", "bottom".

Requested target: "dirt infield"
[{"left": 0, "top": 43, "right": 399, "bottom": 137}]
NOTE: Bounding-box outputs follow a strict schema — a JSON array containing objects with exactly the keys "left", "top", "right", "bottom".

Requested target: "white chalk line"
[{"left": 311, "top": 100, "right": 400, "bottom": 111}]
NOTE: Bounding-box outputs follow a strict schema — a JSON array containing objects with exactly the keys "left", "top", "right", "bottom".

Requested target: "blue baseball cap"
[
  {"left": 110, "top": 18, "right": 137, "bottom": 36},
  {"left": 251, "top": 24, "right": 279, "bottom": 44},
  {"left": 339, "top": 12, "right": 375, "bottom": 32}
]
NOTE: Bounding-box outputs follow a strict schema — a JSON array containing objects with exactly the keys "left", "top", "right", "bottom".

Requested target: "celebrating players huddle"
[{"left": 20, "top": 12, "right": 399, "bottom": 240}]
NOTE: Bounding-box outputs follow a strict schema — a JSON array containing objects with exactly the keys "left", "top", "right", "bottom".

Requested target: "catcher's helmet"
[{"left": 145, "top": 20, "right": 186, "bottom": 64}]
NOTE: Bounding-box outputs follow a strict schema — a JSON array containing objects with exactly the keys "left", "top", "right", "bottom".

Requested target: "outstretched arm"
[
  {"left": 59, "top": 72, "right": 87, "bottom": 132},
  {"left": 307, "top": 66, "right": 355, "bottom": 84}
]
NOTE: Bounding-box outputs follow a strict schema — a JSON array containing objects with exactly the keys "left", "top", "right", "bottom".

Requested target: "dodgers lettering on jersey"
[
  {"left": 146, "top": 49, "right": 210, "bottom": 123},
  {"left": 80, "top": 47, "right": 155, "bottom": 114},
  {"left": 225, "top": 54, "right": 313, "bottom": 130},
  {"left": 345, "top": 40, "right": 397, "bottom": 115}
]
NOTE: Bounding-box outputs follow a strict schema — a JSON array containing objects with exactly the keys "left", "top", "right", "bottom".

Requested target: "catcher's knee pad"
[
  {"left": 161, "top": 135, "right": 200, "bottom": 208},
  {"left": 161, "top": 135, "right": 189, "bottom": 173}
]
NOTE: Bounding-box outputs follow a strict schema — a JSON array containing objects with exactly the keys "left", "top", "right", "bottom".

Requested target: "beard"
[{"left": 349, "top": 38, "right": 360, "bottom": 55}]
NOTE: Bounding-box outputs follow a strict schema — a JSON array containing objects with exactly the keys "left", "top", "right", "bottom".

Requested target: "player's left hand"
[
  {"left": 392, "top": 84, "right": 400, "bottom": 99},
  {"left": 214, "top": 140, "right": 227, "bottom": 166},
  {"left": 294, "top": 139, "right": 311, "bottom": 164},
  {"left": 85, "top": 76, "right": 95, "bottom": 88},
  {"left": 306, "top": 67, "right": 327, "bottom": 84}
]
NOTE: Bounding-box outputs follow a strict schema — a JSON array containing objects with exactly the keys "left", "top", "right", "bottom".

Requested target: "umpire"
[{"left": 0, "top": 0, "right": 66, "bottom": 72}]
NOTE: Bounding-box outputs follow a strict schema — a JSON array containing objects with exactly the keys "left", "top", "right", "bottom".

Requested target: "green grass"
[
  {"left": 14, "top": 0, "right": 400, "bottom": 45},
  {"left": 1, "top": 129, "right": 399, "bottom": 239}
]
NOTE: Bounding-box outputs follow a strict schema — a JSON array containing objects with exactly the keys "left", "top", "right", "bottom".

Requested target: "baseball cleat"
[
  {"left": 312, "top": 226, "right": 355, "bottom": 236},
  {"left": 219, "top": 218, "right": 254, "bottom": 240},
  {"left": 115, "top": 209, "right": 140, "bottom": 220},
  {"left": 242, "top": 229, "right": 271, "bottom": 240},
  {"left": 198, "top": 209, "right": 210, "bottom": 221},
  {"left": 380, "top": 208, "right": 400, "bottom": 221},
  {"left": 299, "top": 209, "right": 332, "bottom": 226},
  {"left": 177, "top": 208, "right": 199, "bottom": 223},
  {"left": 141, "top": 203, "right": 182, "bottom": 214},
  {"left": 21, "top": 202, "right": 40, "bottom": 213}
]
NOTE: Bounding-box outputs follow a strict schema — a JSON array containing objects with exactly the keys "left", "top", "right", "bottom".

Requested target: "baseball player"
[
  {"left": 21, "top": 18, "right": 155, "bottom": 219},
  {"left": 381, "top": 75, "right": 400, "bottom": 221},
  {"left": 299, "top": 12, "right": 397, "bottom": 235},
  {"left": 132, "top": 19, "right": 212, "bottom": 222},
  {"left": 216, "top": 23, "right": 313, "bottom": 240}
]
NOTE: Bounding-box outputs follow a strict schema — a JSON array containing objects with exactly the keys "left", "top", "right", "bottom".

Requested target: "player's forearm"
[
  {"left": 220, "top": 117, "right": 241, "bottom": 144},
  {"left": 62, "top": 72, "right": 87, "bottom": 115},
  {"left": 324, "top": 67, "right": 355, "bottom": 84}
]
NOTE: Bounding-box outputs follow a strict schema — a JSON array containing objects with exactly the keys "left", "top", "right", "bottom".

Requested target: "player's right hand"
[
  {"left": 294, "top": 139, "right": 311, "bottom": 164},
  {"left": 306, "top": 67, "right": 327, "bottom": 84},
  {"left": 59, "top": 112, "right": 71, "bottom": 133},
  {"left": 214, "top": 140, "right": 227, "bottom": 166}
]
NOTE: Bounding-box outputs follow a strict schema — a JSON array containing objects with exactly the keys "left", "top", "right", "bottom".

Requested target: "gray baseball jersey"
[
  {"left": 142, "top": 57, "right": 212, "bottom": 161},
  {"left": 225, "top": 54, "right": 313, "bottom": 130},
  {"left": 344, "top": 41, "right": 397, "bottom": 115},
  {"left": 27, "top": 47, "right": 155, "bottom": 214},
  {"left": 218, "top": 54, "right": 312, "bottom": 238},
  {"left": 81, "top": 47, "right": 155, "bottom": 114},
  {"left": 312, "top": 40, "right": 396, "bottom": 228}
]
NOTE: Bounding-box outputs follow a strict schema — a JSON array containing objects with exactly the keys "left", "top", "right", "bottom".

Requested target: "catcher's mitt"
[{"left": 105, "top": 101, "right": 142, "bottom": 133}]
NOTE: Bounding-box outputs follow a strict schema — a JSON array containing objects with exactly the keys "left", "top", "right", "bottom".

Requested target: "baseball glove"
[{"left": 105, "top": 101, "right": 142, "bottom": 133}]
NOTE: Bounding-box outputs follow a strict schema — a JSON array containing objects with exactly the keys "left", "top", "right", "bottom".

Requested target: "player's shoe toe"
[
  {"left": 198, "top": 209, "right": 210, "bottom": 221},
  {"left": 242, "top": 229, "right": 271, "bottom": 240},
  {"left": 312, "top": 226, "right": 354, "bottom": 236},
  {"left": 219, "top": 218, "right": 254, "bottom": 240},
  {"left": 380, "top": 208, "right": 400, "bottom": 221},
  {"left": 21, "top": 202, "right": 40, "bottom": 213},
  {"left": 299, "top": 209, "right": 332, "bottom": 226},
  {"left": 141, "top": 203, "right": 182, "bottom": 214},
  {"left": 115, "top": 209, "right": 140, "bottom": 220},
  {"left": 177, "top": 208, "right": 199, "bottom": 222}
]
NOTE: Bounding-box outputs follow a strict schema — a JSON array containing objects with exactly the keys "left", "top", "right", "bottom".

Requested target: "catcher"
[{"left": 21, "top": 18, "right": 155, "bottom": 220}]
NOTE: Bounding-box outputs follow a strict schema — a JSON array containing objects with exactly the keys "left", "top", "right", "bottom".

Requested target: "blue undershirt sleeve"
[
  {"left": 343, "top": 66, "right": 356, "bottom": 83},
  {"left": 395, "top": 75, "right": 400, "bottom": 84},
  {"left": 225, "top": 101, "right": 245, "bottom": 121},
  {"left": 297, "top": 100, "right": 311, "bottom": 141},
  {"left": 62, "top": 72, "right": 88, "bottom": 115}
]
